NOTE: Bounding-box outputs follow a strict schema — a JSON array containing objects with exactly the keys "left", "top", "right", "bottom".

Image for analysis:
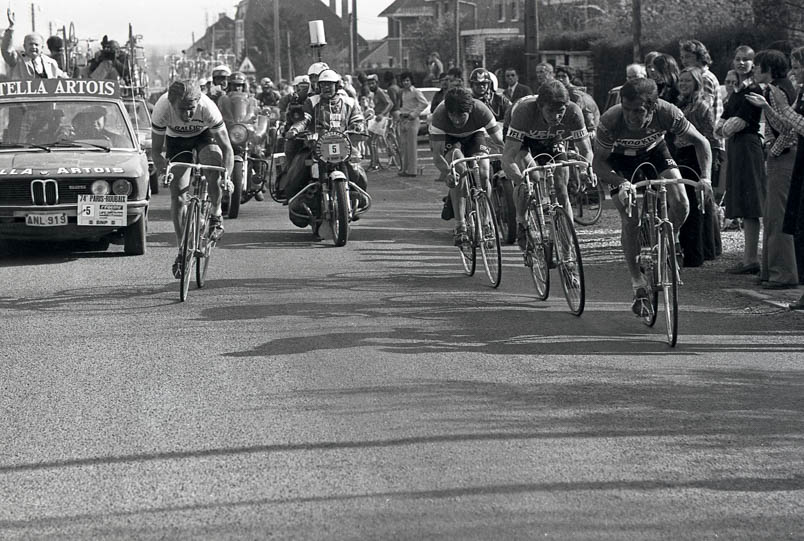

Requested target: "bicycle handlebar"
[
  {"left": 448, "top": 154, "right": 502, "bottom": 169},
  {"left": 623, "top": 177, "right": 707, "bottom": 218},
  {"left": 521, "top": 160, "right": 590, "bottom": 177},
  {"left": 164, "top": 162, "right": 231, "bottom": 191}
]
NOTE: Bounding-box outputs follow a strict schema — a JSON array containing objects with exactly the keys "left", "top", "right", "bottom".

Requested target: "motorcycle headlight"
[
  {"left": 112, "top": 179, "right": 132, "bottom": 196},
  {"left": 91, "top": 180, "right": 110, "bottom": 195},
  {"left": 230, "top": 124, "right": 249, "bottom": 145}
]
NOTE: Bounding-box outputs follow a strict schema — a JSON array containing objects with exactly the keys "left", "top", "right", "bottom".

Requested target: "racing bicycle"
[
  {"left": 449, "top": 153, "right": 503, "bottom": 288},
  {"left": 624, "top": 166, "right": 706, "bottom": 347},
  {"left": 520, "top": 153, "right": 590, "bottom": 315},
  {"left": 570, "top": 167, "right": 606, "bottom": 226},
  {"left": 166, "top": 161, "right": 231, "bottom": 302}
]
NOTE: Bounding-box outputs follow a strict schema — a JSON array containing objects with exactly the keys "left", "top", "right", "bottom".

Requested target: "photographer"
[{"left": 88, "top": 35, "right": 124, "bottom": 80}]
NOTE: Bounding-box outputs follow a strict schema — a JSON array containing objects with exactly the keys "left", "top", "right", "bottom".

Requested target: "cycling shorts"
[
  {"left": 166, "top": 130, "right": 219, "bottom": 163},
  {"left": 443, "top": 132, "right": 489, "bottom": 158},
  {"left": 606, "top": 140, "right": 677, "bottom": 194},
  {"left": 523, "top": 138, "right": 566, "bottom": 162}
]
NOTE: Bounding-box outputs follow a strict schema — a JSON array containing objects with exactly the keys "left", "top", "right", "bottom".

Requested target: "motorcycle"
[
  {"left": 221, "top": 92, "right": 271, "bottom": 218},
  {"left": 287, "top": 130, "right": 371, "bottom": 246}
]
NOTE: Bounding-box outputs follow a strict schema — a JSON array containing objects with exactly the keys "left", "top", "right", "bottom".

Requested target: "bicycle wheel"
[
  {"left": 573, "top": 176, "right": 605, "bottom": 226},
  {"left": 552, "top": 206, "right": 585, "bottom": 316},
  {"left": 179, "top": 199, "right": 199, "bottom": 302},
  {"left": 525, "top": 201, "right": 550, "bottom": 300},
  {"left": 385, "top": 131, "right": 402, "bottom": 170},
  {"left": 476, "top": 192, "right": 502, "bottom": 288},
  {"left": 637, "top": 204, "right": 659, "bottom": 327},
  {"left": 196, "top": 207, "right": 214, "bottom": 288},
  {"left": 458, "top": 202, "right": 477, "bottom": 276},
  {"left": 659, "top": 222, "right": 679, "bottom": 346}
]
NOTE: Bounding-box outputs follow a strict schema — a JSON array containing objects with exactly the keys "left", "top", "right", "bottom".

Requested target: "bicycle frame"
[{"left": 521, "top": 155, "right": 590, "bottom": 232}]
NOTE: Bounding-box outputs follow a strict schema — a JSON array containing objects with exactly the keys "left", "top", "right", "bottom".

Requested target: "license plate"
[{"left": 26, "top": 213, "right": 68, "bottom": 226}]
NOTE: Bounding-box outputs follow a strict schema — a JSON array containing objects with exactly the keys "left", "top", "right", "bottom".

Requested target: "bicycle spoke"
[
  {"left": 660, "top": 223, "right": 679, "bottom": 346},
  {"left": 477, "top": 193, "right": 502, "bottom": 288},
  {"left": 553, "top": 207, "right": 585, "bottom": 315}
]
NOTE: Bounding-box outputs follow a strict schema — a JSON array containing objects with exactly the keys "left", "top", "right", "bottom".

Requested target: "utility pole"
[
  {"left": 351, "top": 0, "right": 358, "bottom": 73},
  {"left": 30, "top": 3, "right": 36, "bottom": 33},
  {"left": 632, "top": 0, "right": 642, "bottom": 62},
  {"left": 274, "top": 0, "right": 281, "bottom": 82},
  {"left": 454, "top": 0, "right": 460, "bottom": 73}
]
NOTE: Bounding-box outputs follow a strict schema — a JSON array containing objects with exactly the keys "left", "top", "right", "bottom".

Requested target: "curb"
[{"left": 726, "top": 288, "right": 803, "bottom": 311}]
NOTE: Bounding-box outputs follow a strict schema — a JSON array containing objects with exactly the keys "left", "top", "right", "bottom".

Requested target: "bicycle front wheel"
[
  {"left": 459, "top": 205, "right": 477, "bottom": 276},
  {"left": 659, "top": 222, "right": 679, "bottom": 346},
  {"left": 196, "top": 208, "right": 214, "bottom": 288},
  {"left": 525, "top": 201, "right": 550, "bottom": 300},
  {"left": 179, "top": 199, "right": 199, "bottom": 302},
  {"left": 573, "top": 176, "right": 605, "bottom": 226},
  {"left": 552, "top": 206, "right": 585, "bottom": 316},
  {"left": 476, "top": 192, "right": 502, "bottom": 288}
]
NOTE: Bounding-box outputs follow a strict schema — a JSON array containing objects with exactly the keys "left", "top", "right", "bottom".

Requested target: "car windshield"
[
  {"left": 0, "top": 99, "right": 136, "bottom": 149},
  {"left": 123, "top": 99, "right": 151, "bottom": 130}
]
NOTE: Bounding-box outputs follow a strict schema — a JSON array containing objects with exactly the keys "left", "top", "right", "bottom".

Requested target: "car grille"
[{"left": 0, "top": 179, "right": 99, "bottom": 205}]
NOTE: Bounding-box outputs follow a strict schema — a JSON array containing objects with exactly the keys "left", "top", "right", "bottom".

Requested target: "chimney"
[
  {"left": 341, "top": 0, "right": 348, "bottom": 21},
  {"left": 329, "top": 0, "right": 336, "bottom": 11},
  {"left": 219, "top": 12, "right": 226, "bottom": 20}
]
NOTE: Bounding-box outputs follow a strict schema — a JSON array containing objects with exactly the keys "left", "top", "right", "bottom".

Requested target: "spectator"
[
  {"left": 716, "top": 45, "right": 765, "bottom": 275},
  {"left": 672, "top": 66, "right": 722, "bottom": 267},
  {"left": 88, "top": 36, "right": 125, "bottom": 80},
  {"left": 555, "top": 65, "right": 600, "bottom": 135},
  {"left": 367, "top": 73, "right": 392, "bottom": 170},
  {"left": 750, "top": 49, "right": 799, "bottom": 288},
  {"left": 383, "top": 70, "right": 401, "bottom": 120},
  {"left": 680, "top": 39, "right": 726, "bottom": 194},
  {"left": 396, "top": 71, "right": 429, "bottom": 177},
  {"left": 503, "top": 67, "right": 532, "bottom": 103},
  {"left": 1, "top": 9, "right": 66, "bottom": 79},
  {"left": 651, "top": 53, "right": 680, "bottom": 103},
  {"left": 342, "top": 74, "right": 358, "bottom": 99},
  {"left": 46, "top": 35, "right": 65, "bottom": 72},
  {"left": 427, "top": 52, "right": 444, "bottom": 85},
  {"left": 430, "top": 72, "right": 449, "bottom": 112},
  {"left": 533, "top": 62, "right": 554, "bottom": 88},
  {"left": 626, "top": 63, "right": 647, "bottom": 81},
  {"left": 432, "top": 67, "right": 462, "bottom": 111},
  {"left": 723, "top": 69, "right": 739, "bottom": 104}
]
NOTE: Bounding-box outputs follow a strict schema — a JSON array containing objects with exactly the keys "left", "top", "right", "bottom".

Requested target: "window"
[
  {"left": 509, "top": 1, "right": 519, "bottom": 21},
  {"left": 495, "top": 0, "right": 505, "bottom": 22}
]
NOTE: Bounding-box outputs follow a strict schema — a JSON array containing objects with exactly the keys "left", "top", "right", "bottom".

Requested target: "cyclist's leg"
[
  {"left": 660, "top": 166, "right": 690, "bottom": 236},
  {"left": 198, "top": 141, "right": 224, "bottom": 216},
  {"left": 165, "top": 139, "right": 194, "bottom": 247},
  {"left": 554, "top": 165, "right": 574, "bottom": 223},
  {"left": 446, "top": 145, "right": 469, "bottom": 242}
]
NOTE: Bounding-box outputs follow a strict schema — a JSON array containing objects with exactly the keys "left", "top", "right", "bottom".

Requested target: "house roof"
[{"left": 379, "top": 0, "right": 434, "bottom": 18}]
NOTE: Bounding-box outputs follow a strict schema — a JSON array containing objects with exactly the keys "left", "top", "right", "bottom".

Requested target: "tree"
[{"left": 405, "top": 18, "right": 457, "bottom": 70}]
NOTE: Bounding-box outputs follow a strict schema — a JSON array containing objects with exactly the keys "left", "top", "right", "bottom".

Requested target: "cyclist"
[
  {"left": 430, "top": 86, "right": 504, "bottom": 245},
  {"left": 257, "top": 77, "right": 280, "bottom": 107},
  {"left": 501, "top": 80, "right": 593, "bottom": 249},
  {"left": 209, "top": 64, "right": 231, "bottom": 105},
  {"left": 151, "top": 79, "right": 235, "bottom": 278},
  {"left": 284, "top": 69, "right": 368, "bottom": 231},
  {"left": 591, "top": 77, "right": 712, "bottom": 316}
]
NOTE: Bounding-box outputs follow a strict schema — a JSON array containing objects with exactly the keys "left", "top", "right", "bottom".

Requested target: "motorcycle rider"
[
  {"left": 469, "top": 68, "right": 511, "bottom": 123},
  {"left": 209, "top": 64, "right": 231, "bottom": 105},
  {"left": 218, "top": 71, "right": 256, "bottom": 122},
  {"left": 274, "top": 75, "right": 312, "bottom": 199},
  {"left": 284, "top": 68, "right": 368, "bottom": 231},
  {"left": 306, "top": 61, "right": 329, "bottom": 95},
  {"left": 257, "top": 77, "right": 281, "bottom": 107}
]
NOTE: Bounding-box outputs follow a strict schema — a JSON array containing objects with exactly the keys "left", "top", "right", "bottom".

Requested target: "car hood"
[{"left": 0, "top": 151, "right": 146, "bottom": 178}]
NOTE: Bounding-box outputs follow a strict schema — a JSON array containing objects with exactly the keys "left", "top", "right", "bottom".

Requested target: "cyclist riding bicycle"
[
  {"left": 430, "top": 86, "right": 505, "bottom": 245},
  {"left": 151, "top": 79, "right": 235, "bottom": 278},
  {"left": 501, "top": 80, "right": 593, "bottom": 249},
  {"left": 591, "top": 77, "right": 712, "bottom": 316}
]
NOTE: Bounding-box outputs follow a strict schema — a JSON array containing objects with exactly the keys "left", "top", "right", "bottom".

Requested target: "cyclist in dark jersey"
[
  {"left": 592, "top": 77, "right": 712, "bottom": 316},
  {"left": 430, "top": 87, "right": 504, "bottom": 245},
  {"left": 502, "top": 80, "right": 593, "bottom": 249}
]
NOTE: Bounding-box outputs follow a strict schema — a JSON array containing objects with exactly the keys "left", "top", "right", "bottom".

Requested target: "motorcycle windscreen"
[{"left": 225, "top": 93, "right": 254, "bottom": 123}]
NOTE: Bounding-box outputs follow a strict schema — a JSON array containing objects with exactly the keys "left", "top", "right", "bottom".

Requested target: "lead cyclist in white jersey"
[{"left": 151, "top": 80, "right": 234, "bottom": 278}]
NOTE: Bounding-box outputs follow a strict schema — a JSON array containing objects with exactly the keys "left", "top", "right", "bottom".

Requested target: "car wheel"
[{"left": 124, "top": 214, "right": 147, "bottom": 255}]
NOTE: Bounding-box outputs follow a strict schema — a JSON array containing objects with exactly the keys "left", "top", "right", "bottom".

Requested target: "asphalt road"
[{"left": 1, "top": 156, "right": 802, "bottom": 540}]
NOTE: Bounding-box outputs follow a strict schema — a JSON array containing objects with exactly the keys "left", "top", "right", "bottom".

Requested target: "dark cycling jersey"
[
  {"left": 596, "top": 98, "right": 691, "bottom": 156},
  {"left": 506, "top": 96, "right": 588, "bottom": 145},
  {"left": 429, "top": 98, "right": 501, "bottom": 140}
]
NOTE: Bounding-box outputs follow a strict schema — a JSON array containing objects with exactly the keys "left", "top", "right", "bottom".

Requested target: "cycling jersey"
[
  {"left": 506, "top": 96, "right": 588, "bottom": 145},
  {"left": 151, "top": 93, "right": 225, "bottom": 138},
  {"left": 429, "top": 98, "right": 501, "bottom": 140},
  {"left": 596, "top": 98, "right": 691, "bottom": 156}
]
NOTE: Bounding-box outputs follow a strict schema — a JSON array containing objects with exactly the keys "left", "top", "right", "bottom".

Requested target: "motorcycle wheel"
[
  {"left": 332, "top": 180, "right": 350, "bottom": 247},
  {"left": 227, "top": 160, "right": 244, "bottom": 219}
]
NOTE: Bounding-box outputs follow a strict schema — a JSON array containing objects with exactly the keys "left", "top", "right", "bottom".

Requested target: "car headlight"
[
  {"left": 229, "top": 123, "right": 249, "bottom": 145},
  {"left": 91, "top": 180, "right": 110, "bottom": 195},
  {"left": 112, "top": 179, "right": 132, "bottom": 195}
]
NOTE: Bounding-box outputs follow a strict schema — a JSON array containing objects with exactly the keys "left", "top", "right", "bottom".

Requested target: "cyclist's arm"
[
  {"left": 210, "top": 126, "right": 235, "bottom": 177},
  {"left": 487, "top": 127, "right": 504, "bottom": 152},
  {"left": 591, "top": 140, "right": 624, "bottom": 187},
  {"left": 501, "top": 137, "right": 524, "bottom": 182},
  {"left": 574, "top": 135, "right": 593, "bottom": 165},
  {"left": 151, "top": 131, "right": 166, "bottom": 172},
  {"left": 683, "top": 123, "right": 712, "bottom": 182},
  {"left": 431, "top": 139, "right": 449, "bottom": 175}
]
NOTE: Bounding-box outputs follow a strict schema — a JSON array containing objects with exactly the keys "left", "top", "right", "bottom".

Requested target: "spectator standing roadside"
[
  {"left": 555, "top": 65, "right": 600, "bottom": 136},
  {"left": 745, "top": 49, "right": 799, "bottom": 288},
  {"left": 384, "top": 70, "right": 401, "bottom": 120},
  {"left": 427, "top": 52, "right": 443, "bottom": 85},
  {"left": 503, "top": 68, "right": 532, "bottom": 103},
  {"left": 367, "top": 74, "right": 392, "bottom": 170},
  {"left": 2, "top": 9, "right": 66, "bottom": 79},
  {"left": 717, "top": 45, "right": 766, "bottom": 275},
  {"left": 651, "top": 54, "right": 681, "bottom": 104},
  {"left": 396, "top": 71, "right": 429, "bottom": 177},
  {"left": 672, "top": 66, "right": 722, "bottom": 266},
  {"left": 431, "top": 67, "right": 463, "bottom": 112}
]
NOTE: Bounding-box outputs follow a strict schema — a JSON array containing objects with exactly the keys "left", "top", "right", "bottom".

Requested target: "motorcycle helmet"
[
  {"left": 468, "top": 67, "right": 492, "bottom": 85},
  {"left": 307, "top": 62, "right": 329, "bottom": 77},
  {"left": 212, "top": 64, "right": 232, "bottom": 78},
  {"left": 228, "top": 71, "right": 247, "bottom": 92},
  {"left": 260, "top": 77, "right": 274, "bottom": 89},
  {"left": 488, "top": 72, "right": 499, "bottom": 93},
  {"left": 317, "top": 69, "right": 340, "bottom": 84},
  {"left": 292, "top": 75, "right": 310, "bottom": 87}
]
